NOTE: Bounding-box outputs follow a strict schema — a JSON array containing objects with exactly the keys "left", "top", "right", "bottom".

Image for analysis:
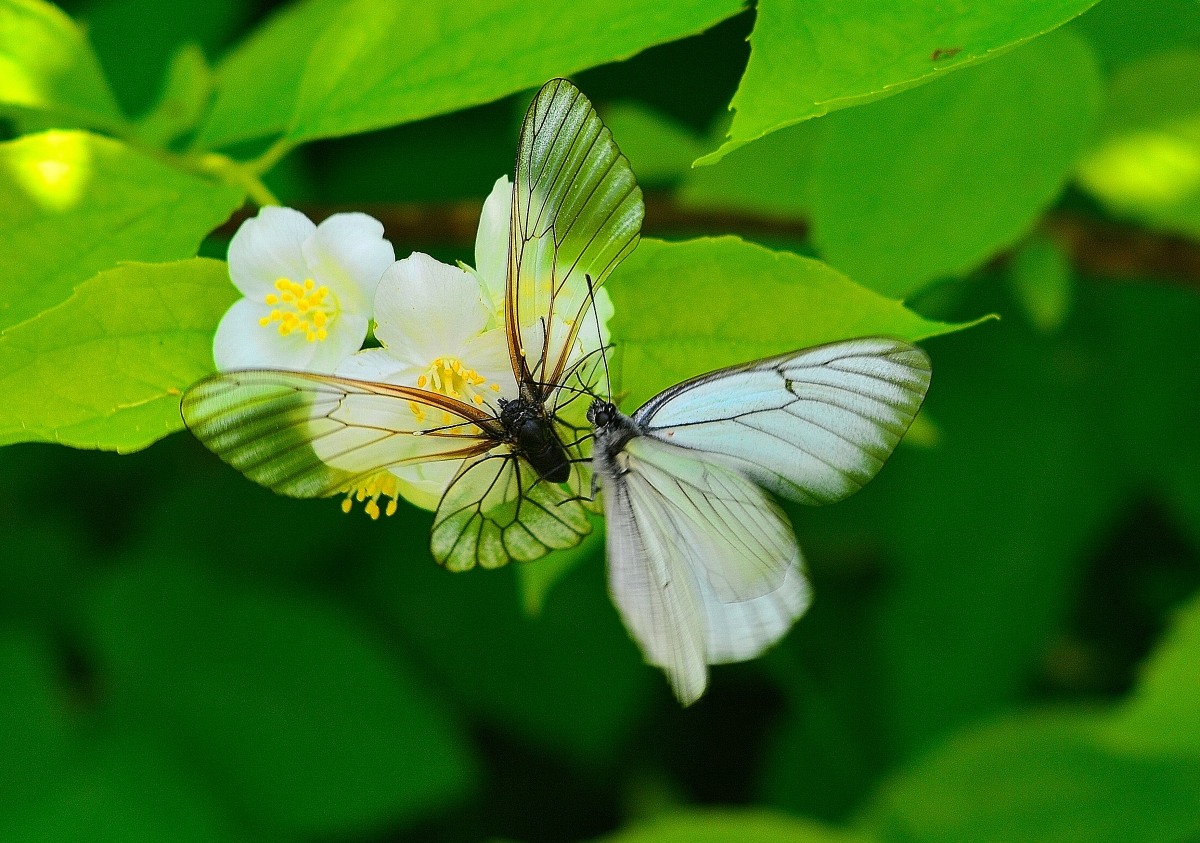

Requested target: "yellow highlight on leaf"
[{"left": 4, "top": 130, "right": 93, "bottom": 212}]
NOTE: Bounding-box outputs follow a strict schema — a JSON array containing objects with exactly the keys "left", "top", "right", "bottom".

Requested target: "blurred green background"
[{"left": 3, "top": 0, "right": 1200, "bottom": 841}]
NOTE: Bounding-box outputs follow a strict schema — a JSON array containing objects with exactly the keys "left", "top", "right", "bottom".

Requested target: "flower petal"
[
  {"left": 373, "top": 253, "right": 490, "bottom": 359},
  {"left": 307, "top": 312, "right": 370, "bottom": 374},
  {"left": 390, "top": 460, "right": 461, "bottom": 512},
  {"left": 302, "top": 212, "right": 395, "bottom": 313},
  {"left": 474, "top": 175, "right": 511, "bottom": 312},
  {"left": 212, "top": 297, "right": 318, "bottom": 372},
  {"left": 227, "top": 206, "right": 316, "bottom": 298},
  {"left": 334, "top": 347, "right": 418, "bottom": 383},
  {"left": 460, "top": 326, "right": 519, "bottom": 401}
]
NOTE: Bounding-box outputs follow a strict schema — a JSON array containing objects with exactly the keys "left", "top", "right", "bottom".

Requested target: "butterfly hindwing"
[
  {"left": 602, "top": 435, "right": 812, "bottom": 705},
  {"left": 431, "top": 451, "right": 591, "bottom": 572}
]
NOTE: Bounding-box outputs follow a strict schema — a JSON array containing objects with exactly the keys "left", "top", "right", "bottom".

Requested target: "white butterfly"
[{"left": 588, "top": 337, "right": 931, "bottom": 704}]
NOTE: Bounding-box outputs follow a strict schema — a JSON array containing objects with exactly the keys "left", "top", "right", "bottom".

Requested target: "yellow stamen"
[
  {"left": 340, "top": 472, "right": 401, "bottom": 521},
  {"left": 261, "top": 277, "right": 338, "bottom": 343}
]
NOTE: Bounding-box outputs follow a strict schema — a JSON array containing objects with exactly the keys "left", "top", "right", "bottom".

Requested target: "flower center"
[
  {"left": 341, "top": 471, "right": 400, "bottom": 520},
  {"left": 259, "top": 277, "right": 339, "bottom": 342},
  {"left": 407, "top": 356, "right": 502, "bottom": 424}
]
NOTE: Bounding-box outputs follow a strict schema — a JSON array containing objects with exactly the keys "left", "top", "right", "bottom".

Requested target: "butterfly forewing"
[
  {"left": 633, "top": 338, "right": 932, "bottom": 506},
  {"left": 182, "top": 370, "right": 499, "bottom": 501},
  {"left": 508, "top": 78, "right": 644, "bottom": 397}
]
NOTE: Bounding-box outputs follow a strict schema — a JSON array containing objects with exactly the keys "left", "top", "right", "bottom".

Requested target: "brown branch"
[{"left": 216, "top": 197, "right": 1200, "bottom": 290}]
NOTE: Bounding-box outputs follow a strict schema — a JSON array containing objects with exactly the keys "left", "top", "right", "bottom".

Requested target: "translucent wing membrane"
[
  {"left": 633, "top": 338, "right": 932, "bottom": 506},
  {"left": 603, "top": 436, "right": 812, "bottom": 705},
  {"left": 182, "top": 370, "right": 498, "bottom": 501},
  {"left": 431, "top": 453, "right": 591, "bottom": 572},
  {"left": 508, "top": 78, "right": 644, "bottom": 398}
]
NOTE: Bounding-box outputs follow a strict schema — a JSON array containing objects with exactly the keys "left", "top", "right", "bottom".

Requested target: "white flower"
[
  {"left": 332, "top": 253, "right": 516, "bottom": 512},
  {"left": 213, "top": 206, "right": 395, "bottom": 373},
  {"left": 329, "top": 176, "right": 615, "bottom": 517}
]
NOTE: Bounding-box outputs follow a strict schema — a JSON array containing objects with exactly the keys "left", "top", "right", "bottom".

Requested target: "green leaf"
[
  {"left": 700, "top": 0, "right": 1101, "bottom": 164},
  {"left": 516, "top": 523, "right": 604, "bottom": 616},
  {"left": 1092, "top": 284, "right": 1200, "bottom": 547},
  {"left": 369, "top": 541, "right": 652, "bottom": 764},
  {"left": 0, "top": 728, "right": 240, "bottom": 843},
  {"left": 88, "top": 557, "right": 474, "bottom": 839},
  {"left": 600, "top": 101, "right": 706, "bottom": 185},
  {"left": 865, "top": 712, "right": 1200, "bottom": 843},
  {"left": 0, "top": 628, "right": 77, "bottom": 812},
  {"left": 1073, "top": 0, "right": 1200, "bottom": 73},
  {"left": 1077, "top": 51, "right": 1200, "bottom": 240},
  {"left": 75, "top": 0, "right": 249, "bottom": 118},
  {"left": 197, "top": 0, "right": 744, "bottom": 148},
  {"left": 595, "top": 809, "right": 869, "bottom": 843},
  {"left": 608, "top": 237, "right": 985, "bottom": 409},
  {"left": 1109, "top": 592, "right": 1200, "bottom": 756},
  {"left": 0, "top": 259, "right": 236, "bottom": 453},
  {"left": 134, "top": 43, "right": 213, "bottom": 147},
  {"left": 678, "top": 119, "right": 824, "bottom": 221},
  {"left": 871, "top": 295, "right": 1125, "bottom": 754},
  {"left": 1007, "top": 233, "right": 1074, "bottom": 333},
  {"left": 811, "top": 29, "right": 1102, "bottom": 298},
  {"left": 0, "top": 0, "right": 124, "bottom": 129},
  {"left": 0, "top": 130, "right": 244, "bottom": 332}
]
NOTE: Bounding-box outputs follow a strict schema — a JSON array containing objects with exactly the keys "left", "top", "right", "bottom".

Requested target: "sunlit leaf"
[
  {"left": 0, "top": 259, "right": 236, "bottom": 453},
  {"left": 700, "top": 0, "right": 1100, "bottom": 164},
  {"left": 197, "top": 0, "right": 743, "bottom": 148},
  {"left": 811, "top": 29, "right": 1101, "bottom": 298},
  {"left": 0, "top": 0, "right": 123, "bottom": 129},
  {"left": 1077, "top": 50, "right": 1200, "bottom": 240},
  {"left": 607, "top": 237, "right": 986, "bottom": 409},
  {"left": 0, "top": 130, "right": 244, "bottom": 332}
]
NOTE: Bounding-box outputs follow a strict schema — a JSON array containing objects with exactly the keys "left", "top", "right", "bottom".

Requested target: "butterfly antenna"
[{"left": 585, "top": 273, "right": 613, "bottom": 401}]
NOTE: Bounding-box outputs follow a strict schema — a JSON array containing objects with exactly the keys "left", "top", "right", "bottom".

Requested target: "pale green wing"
[
  {"left": 601, "top": 435, "right": 812, "bottom": 706},
  {"left": 182, "top": 370, "right": 499, "bottom": 501},
  {"left": 431, "top": 451, "right": 591, "bottom": 572},
  {"left": 507, "top": 77, "right": 644, "bottom": 398}
]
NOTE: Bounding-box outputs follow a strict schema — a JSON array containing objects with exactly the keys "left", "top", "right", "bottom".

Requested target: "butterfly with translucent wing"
[
  {"left": 183, "top": 78, "right": 641, "bottom": 573},
  {"left": 183, "top": 78, "right": 931, "bottom": 705}
]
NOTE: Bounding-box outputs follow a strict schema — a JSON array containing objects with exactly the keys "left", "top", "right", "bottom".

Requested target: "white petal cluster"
[
  {"left": 213, "top": 177, "right": 611, "bottom": 516},
  {"left": 214, "top": 207, "right": 395, "bottom": 373}
]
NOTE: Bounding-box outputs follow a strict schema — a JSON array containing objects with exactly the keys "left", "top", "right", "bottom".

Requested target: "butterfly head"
[{"left": 587, "top": 399, "right": 619, "bottom": 429}]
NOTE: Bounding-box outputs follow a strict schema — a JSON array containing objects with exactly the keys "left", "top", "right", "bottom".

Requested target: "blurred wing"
[
  {"left": 633, "top": 338, "right": 932, "bottom": 506},
  {"left": 508, "top": 77, "right": 644, "bottom": 397},
  {"left": 602, "top": 436, "right": 811, "bottom": 705},
  {"left": 182, "top": 370, "right": 499, "bottom": 499},
  {"left": 431, "top": 453, "right": 591, "bottom": 572}
]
